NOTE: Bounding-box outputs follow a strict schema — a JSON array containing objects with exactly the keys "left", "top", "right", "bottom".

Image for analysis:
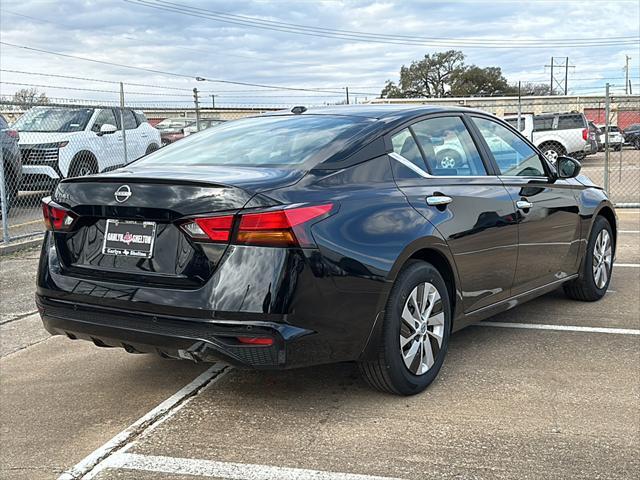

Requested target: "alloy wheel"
[
  {"left": 544, "top": 149, "right": 559, "bottom": 163},
  {"left": 592, "top": 229, "right": 612, "bottom": 289},
  {"left": 400, "top": 282, "right": 445, "bottom": 375},
  {"left": 440, "top": 156, "right": 456, "bottom": 169}
]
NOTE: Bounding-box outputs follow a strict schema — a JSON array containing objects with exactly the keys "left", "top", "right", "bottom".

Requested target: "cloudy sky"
[{"left": 1, "top": 0, "right": 638, "bottom": 107}]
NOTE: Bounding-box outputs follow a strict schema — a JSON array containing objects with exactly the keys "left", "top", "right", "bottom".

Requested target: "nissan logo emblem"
[{"left": 114, "top": 185, "right": 132, "bottom": 203}]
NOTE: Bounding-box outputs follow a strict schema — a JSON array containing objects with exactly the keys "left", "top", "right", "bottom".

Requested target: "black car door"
[
  {"left": 389, "top": 114, "right": 519, "bottom": 313},
  {"left": 469, "top": 115, "right": 582, "bottom": 295}
]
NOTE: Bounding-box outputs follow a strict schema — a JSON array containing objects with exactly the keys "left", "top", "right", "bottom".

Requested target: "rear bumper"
[{"left": 37, "top": 295, "right": 311, "bottom": 369}]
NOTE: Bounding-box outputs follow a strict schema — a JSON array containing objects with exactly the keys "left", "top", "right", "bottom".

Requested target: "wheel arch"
[
  {"left": 66, "top": 150, "right": 98, "bottom": 177},
  {"left": 594, "top": 204, "right": 617, "bottom": 250},
  {"left": 538, "top": 139, "right": 567, "bottom": 154},
  {"left": 386, "top": 239, "right": 462, "bottom": 329}
]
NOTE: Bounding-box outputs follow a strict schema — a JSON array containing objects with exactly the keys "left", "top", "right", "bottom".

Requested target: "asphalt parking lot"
[{"left": 1, "top": 211, "right": 638, "bottom": 480}]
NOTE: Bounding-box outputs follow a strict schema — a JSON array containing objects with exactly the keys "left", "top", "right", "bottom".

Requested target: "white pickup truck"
[
  {"left": 503, "top": 112, "right": 591, "bottom": 163},
  {"left": 13, "top": 106, "right": 161, "bottom": 191}
]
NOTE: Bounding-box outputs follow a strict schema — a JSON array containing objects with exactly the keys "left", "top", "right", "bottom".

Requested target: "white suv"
[
  {"left": 13, "top": 106, "right": 161, "bottom": 190},
  {"left": 503, "top": 112, "right": 590, "bottom": 163}
]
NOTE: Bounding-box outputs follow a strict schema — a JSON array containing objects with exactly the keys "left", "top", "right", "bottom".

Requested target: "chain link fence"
[
  {"left": 1, "top": 88, "right": 639, "bottom": 244},
  {"left": 0, "top": 96, "right": 278, "bottom": 243}
]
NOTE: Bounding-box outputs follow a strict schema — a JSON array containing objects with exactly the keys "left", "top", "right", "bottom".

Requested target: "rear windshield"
[{"left": 136, "top": 115, "right": 372, "bottom": 168}]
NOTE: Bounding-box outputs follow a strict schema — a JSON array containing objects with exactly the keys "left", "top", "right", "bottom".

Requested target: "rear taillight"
[
  {"left": 180, "top": 215, "right": 234, "bottom": 243},
  {"left": 5, "top": 129, "right": 18, "bottom": 140},
  {"left": 180, "top": 204, "right": 334, "bottom": 247},
  {"left": 582, "top": 128, "right": 589, "bottom": 141},
  {"left": 237, "top": 204, "right": 333, "bottom": 247},
  {"left": 236, "top": 336, "right": 274, "bottom": 346},
  {"left": 42, "top": 199, "right": 76, "bottom": 231}
]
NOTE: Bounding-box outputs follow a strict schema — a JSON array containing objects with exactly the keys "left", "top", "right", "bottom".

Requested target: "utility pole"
[
  {"left": 193, "top": 88, "right": 201, "bottom": 131},
  {"left": 604, "top": 83, "right": 610, "bottom": 192},
  {"left": 345, "top": 86, "right": 350, "bottom": 105},
  {"left": 546, "top": 57, "right": 574, "bottom": 95},
  {"left": 120, "top": 82, "right": 128, "bottom": 164},
  {"left": 625, "top": 55, "right": 631, "bottom": 94},
  {"left": 517, "top": 81, "right": 522, "bottom": 131},
  {"left": 210, "top": 94, "right": 216, "bottom": 109}
]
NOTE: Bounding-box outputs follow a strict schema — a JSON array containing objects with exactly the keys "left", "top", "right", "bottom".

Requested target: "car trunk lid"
[{"left": 52, "top": 166, "right": 303, "bottom": 286}]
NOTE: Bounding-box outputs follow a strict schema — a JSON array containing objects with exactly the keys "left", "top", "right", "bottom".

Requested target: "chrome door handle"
[
  {"left": 516, "top": 200, "right": 533, "bottom": 210},
  {"left": 426, "top": 196, "right": 453, "bottom": 206}
]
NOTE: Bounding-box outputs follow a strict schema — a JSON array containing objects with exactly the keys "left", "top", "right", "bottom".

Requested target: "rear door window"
[
  {"left": 533, "top": 116, "right": 554, "bottom": 131},
  {"left": 391, "top": 129, "right": 427, "bottom": 172},
  {"left": 411, "top": 116, "right": 487, "bottom": 176},
  {"left": 122, "top": 109, "right": 138, "bottom": 130}
]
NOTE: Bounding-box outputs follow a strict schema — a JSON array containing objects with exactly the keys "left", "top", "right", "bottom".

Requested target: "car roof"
[{"left": 267, "top": 104, "right": 484, "bottom": 121}]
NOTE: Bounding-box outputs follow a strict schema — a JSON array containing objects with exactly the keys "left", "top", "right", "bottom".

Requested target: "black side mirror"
[{"left": 556, "top": 156, "right": 581, "bottom": 179}]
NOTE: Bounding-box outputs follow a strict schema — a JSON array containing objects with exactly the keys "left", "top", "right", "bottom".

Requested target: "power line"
[
  {"left": 0, "top": 41, "right": 355, "bottom": 94},
  {"left": 0, "top": 81, "right": 197, "bottom": 96},
  {"left": 0, "top": 8, "right": 319, "bottom": 68},
  {"left": 125, "top": 0, "right": 640, "bottom": 48}
]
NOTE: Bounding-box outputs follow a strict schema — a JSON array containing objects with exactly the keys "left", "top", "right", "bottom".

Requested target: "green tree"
[
  {"left": 380, "top": 51, "right": 552, "bottom": 98},
  {"left": 380, "top": 80, "right": 405, "bottom": 98},
  {"left": 450, "top": 66, "right": 512, "bottom": 96},
  {"left": 12, "top": 88, "right": 48, "bottom": 107},
  {"left": 518, "top": 82, "right": 551, "bottom": 96},
  {"left": 381, "top": 50, "right": 465, "bottom": 98}
]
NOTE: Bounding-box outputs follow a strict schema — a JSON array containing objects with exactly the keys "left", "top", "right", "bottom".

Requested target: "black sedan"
[{"left": 37, "top": 105, "right": 616, "bottom": 395}]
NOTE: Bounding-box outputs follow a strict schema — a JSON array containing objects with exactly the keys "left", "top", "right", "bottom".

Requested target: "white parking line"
[
  {"left": 59, "top": 363, "right": 228, "bottom": 480},
  {"left": 477, "top": 322, "right": 640, "bottom": 335},
  {"left": 619, "top": 230, "right": 640, "bottom": 234},
  {"left": 615, "top": 263, "right": 640, "bottom": 268},
  {"left": 92, "top": 452, "right": 404, "bottom": 480}
]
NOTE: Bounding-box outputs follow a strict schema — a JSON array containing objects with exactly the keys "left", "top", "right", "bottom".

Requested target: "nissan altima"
[{"left": 37, "top": 105, "right": 616, "bottom": 395}]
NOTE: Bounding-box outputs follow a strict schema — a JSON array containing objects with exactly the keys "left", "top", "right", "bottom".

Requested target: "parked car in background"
[
  {"left": 155, "top": 117, "right": 195, "bottom": 146},
  {"left": 623, "top": 123, "right": 640, "bottom": 149},
  {"left": 597, "top": 125, "right": 624, "bottom": 151},
  {"left": 38, "top": 105, "right": 616, "bottom": 396},
  {"left": 13, "top": 106, "right": 160, "bottom": 191},
  {"left": 183, "top": 118, "right": 226, "bottom": 136},
  {"left": 503, "top": 112, "right": 590, "bottom": 162},
  {"left": 0, "top": 114, "right": 22, "bottom": 216}
]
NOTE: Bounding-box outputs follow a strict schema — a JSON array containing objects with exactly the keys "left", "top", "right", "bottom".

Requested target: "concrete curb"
[{"left": 0, "top": 236, "right": 43, "bottom": 255}]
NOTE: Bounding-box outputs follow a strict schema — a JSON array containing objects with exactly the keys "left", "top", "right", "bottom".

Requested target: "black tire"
[
  {"left": 359, "top": 261, "right": 451, "bottom": 395},
  {"left": 145, "top": 143, "right": 159, "bottom": 155},
  {"left": 563, "top": 216, "right": 613, "bottom": 302},
  {"left": 634, "top": 138, "right": 640, "bottom": 150},
  {"left": 68, "top": 154, "right": 97, "bottom": 179},
  {"left": 540, "top": 142, "right": 565, "bottom": 164}
]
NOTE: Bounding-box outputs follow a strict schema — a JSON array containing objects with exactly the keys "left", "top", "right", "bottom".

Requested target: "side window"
[
  {"left": 391, "top": 128, "right": 427, "bottom": 172},
  {"left": 504, "top": 118, "right": 526, "bottom": 132},
  {"left": 411, "top": 116, "right": 487, "bottom": 176},
  {"left": 557, "top": 114, "right": 585, "bottom": 130},
  {"left": 122, "top": 109, "right": 137, "bottom": 130},
  {"left": 533, "top": 116, "right": 554, "bottom": 131},
  {"left": 91, "top": 109, "right": 117, "bottom": 133},
  {"left": 473, "top": 117, "right": 546, "bottom": 177},
  {"left": 134, "top": 111, "right": 148, "bottom": 126}
]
